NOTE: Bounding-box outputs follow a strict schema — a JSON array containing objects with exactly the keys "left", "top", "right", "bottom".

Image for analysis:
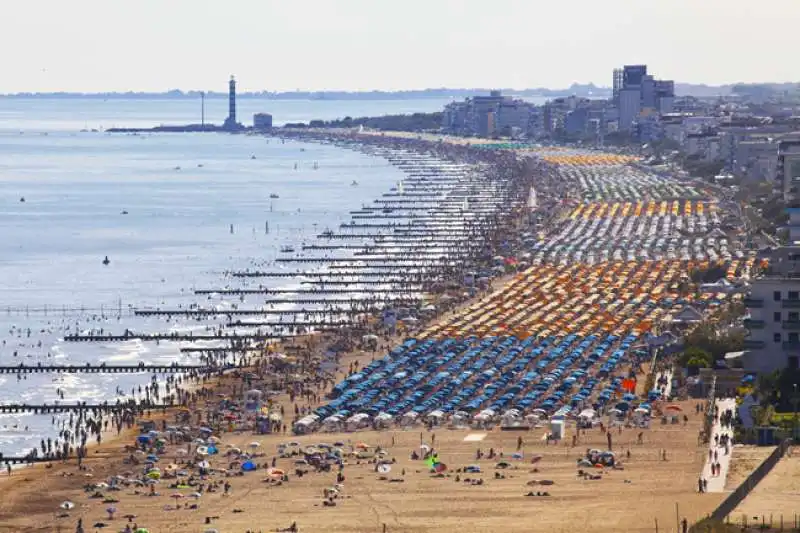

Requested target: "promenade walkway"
[{"left": 703, "top": 397, "right": 737, "bottom": 492}]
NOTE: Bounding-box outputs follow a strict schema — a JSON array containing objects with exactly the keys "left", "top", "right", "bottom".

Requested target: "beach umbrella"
[
  {"left": 106, "top": 506, "right": 116, "bottom": 519},
  {"left": 249, "top": 441, "right": 261, "bottom": 449},
  {"left": 197, "top": 460, "right": 210, "bottom": 469},
  {"left": 354, "top": 442, "right": 370, "bottom": 450},
  {"left": 196, "top": 446, "right": 209, "bottom": 456},
  {"left": 135, "top": 530, "right": 149, "bottom": 533},
  {"left": 241, "top": 461, "right": 256, "bottom": 472},
  {"left": 59, "top": 501, "right": 75, "bottom": 510},
  {"left": 146, "top": 455, "right": 159, "bottom": 462},
  {"left": 377, "top": 464, "right": 391, "bottom": 474},
  {"left": 189, "top": 492, "right": 202, "bottom": 498},
  {"left": 665, "top": 404, "right": 682, "bottom": 412},
  {"left": 171, "top": 493, "right": 185, "bottom": 502},
  {"left": 93, "top": 523, "right": 107, "bottom": 529},
  {"left": 434, "top": 463, "right": 447, "bottom": 473}
]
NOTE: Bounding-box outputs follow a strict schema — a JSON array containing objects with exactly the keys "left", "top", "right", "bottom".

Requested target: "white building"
[{"left": 743, "top": 246, "right": 800, "bottom": 373}]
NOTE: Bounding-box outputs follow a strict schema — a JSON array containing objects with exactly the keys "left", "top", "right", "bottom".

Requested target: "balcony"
[
  {"left": 784, "top": 320, "right": 800, "bottom": 330},
  {"left": 744, "top": 319, "right": 765, "bottom": 329},
  {"left": 783, "top": 341, "right": 800, "bottom": 351},
  {"left": 743, "top": 340, "right": 766, "bottom": 349},
  {"left": 743, "top": 298, "right": 764, "bottom": 308},
  {"left": 782, "top": 300, "right": 800, "bottom": 309}
]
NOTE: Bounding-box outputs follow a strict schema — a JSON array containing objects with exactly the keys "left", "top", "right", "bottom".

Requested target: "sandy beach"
[
  {"left": 0, "top": 370, "right": 724, "bottom": 533},
  {"left": 0, "top": 132, "right": 748, "bottom": 533}
]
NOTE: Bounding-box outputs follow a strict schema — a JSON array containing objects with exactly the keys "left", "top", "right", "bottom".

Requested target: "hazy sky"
[{"left": 2, "top": 0, "right": 798, "bottom": 93}]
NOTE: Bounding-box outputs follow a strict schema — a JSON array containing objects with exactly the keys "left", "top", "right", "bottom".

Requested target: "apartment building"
[{"left": 744, "top": 246, "right": 800, "bottom": 373}]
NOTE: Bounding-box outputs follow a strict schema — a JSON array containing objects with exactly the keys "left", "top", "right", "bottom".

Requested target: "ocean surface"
[{"left": 0, "top": 97, "right": 454, "bottom": 456}]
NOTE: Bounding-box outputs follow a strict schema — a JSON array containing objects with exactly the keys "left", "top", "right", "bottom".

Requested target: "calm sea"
[{"left": 0, "top": 97, "right": 453, "bottom": 455}]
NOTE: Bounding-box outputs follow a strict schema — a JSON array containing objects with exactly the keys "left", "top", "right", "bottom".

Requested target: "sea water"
[{"left": 0, "top": 97, "right": 449, "bottom": 455}]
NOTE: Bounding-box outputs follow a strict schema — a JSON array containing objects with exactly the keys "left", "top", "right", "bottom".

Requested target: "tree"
[
  {"left": 683, "top": 323, "right": 745, "bottom": 361},
  {"left": 679, "top": 347, "right": 712, "bottom": 369}
]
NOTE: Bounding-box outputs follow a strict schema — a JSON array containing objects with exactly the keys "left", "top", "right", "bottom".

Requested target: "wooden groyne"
[
  {"left": 180, "top": 346, "right": 248, "bottom": 353},
  {"left": 227, "top": 320, "right": 347, "bottom": 328},
  {"left": 228, "top": 270, "right": 428, "bottom": 278},
  {"left": 0, "top": 363, "right": 208, "bottom": 374},
  {"left": 194, "top": 287, "right": 421, "bottom": 295},
  {"left": 0, "top": 402, "right": 171, "bottom": 414},
  {"left": 134, "top": 299, "right": 419, "bottom": 316},
  {"left": 64, "top": 333, "right": 284, "bottom": 342}
]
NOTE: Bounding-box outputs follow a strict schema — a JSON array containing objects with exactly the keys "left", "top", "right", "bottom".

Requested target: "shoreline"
[
  {"left": 0, "top": 131, "right": 739, "bottom": 533},
  {"left": 0, "top": 131, "right": 529, "bottom": 531}
]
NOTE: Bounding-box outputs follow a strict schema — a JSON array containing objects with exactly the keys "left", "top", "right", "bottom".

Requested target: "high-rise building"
[
  {"left": 622, "top": 65, "right": 647, "bottom": 88},
  {"left": 612, "top": 68, "right": 623, "bottom": 105},
  {"left": 613, "top": 65, "right": 675, "bottom": 131},
  {"left": 641, "top": 75, "right": 656, "bottom": 109},
  {"left": 618, "top": 88, "right": 642, "bottom": 132},
  {"left": 654, "top": 80, "right": 675, "bottom": 113}
]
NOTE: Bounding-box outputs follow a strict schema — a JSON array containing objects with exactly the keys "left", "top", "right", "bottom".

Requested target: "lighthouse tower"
[{"left": 223, "top": 75, "right": 241, "bottom": 131}]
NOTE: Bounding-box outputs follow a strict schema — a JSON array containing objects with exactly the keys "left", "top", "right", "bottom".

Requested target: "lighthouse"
[{"left": 223, "top": 75, "right": 242, "bottom": 131}]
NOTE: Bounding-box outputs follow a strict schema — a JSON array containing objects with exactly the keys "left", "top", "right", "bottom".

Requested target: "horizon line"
[{"left": 0, "top": 79, "right": 793, "bottom": 97}]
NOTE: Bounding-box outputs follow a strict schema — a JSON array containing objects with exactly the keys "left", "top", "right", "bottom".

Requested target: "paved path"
[{"left": 702, "top": 397, "right": 736, "bottom": 493}]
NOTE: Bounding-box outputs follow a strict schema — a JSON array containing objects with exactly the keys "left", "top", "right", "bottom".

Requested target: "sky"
[{"left": 1, "top": 0, "right": 798, "bottom": 93}]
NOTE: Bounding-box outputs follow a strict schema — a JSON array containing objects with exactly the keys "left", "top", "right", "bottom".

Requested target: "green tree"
[{"left": 679, "top": 346, "right": 713, "bottom": 368}]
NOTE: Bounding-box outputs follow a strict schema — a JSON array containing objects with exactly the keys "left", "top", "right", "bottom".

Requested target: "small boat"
[
  {"left": 102, "top": 256, "right": 110, "bottom": 266},
  {"left": 280, "top": 245, "right": 295, "bottom": 253},
  {"left": 121, "top": 210, "right": 128, "bottom": 215},
  {"left": 270, "top": 194, "right": 279, "bottom": 199},
  {"left": 251, "top": 155, "right": 257, "bottom": 160},
  {"left": 351, "top": 180, "right": 358, "bottom": 186}
]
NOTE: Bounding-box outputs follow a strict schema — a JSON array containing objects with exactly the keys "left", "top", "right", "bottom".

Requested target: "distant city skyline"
[{"left": 2, "top": 0, "right": 798, "bottom": 93}]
